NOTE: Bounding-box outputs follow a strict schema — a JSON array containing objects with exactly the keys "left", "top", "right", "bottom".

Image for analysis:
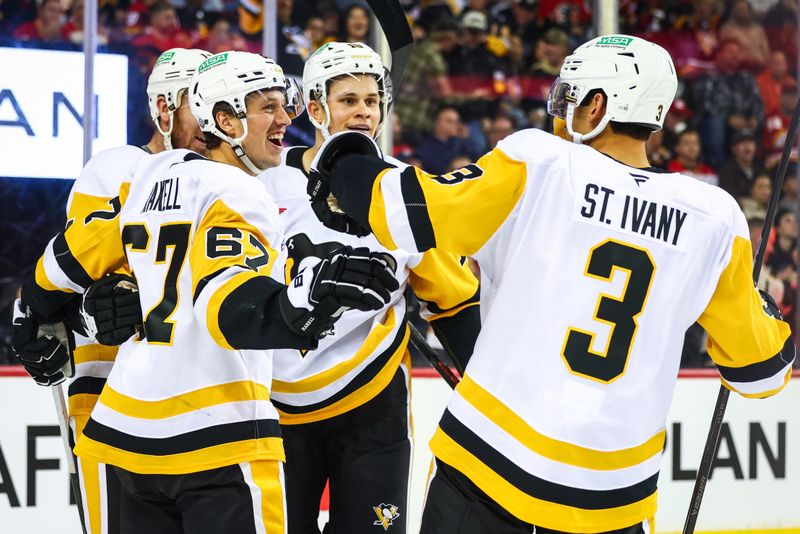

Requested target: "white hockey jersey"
[
  {"left": 35, "top": 144, "right": 150, "bottom": 418},
  {"left": 35, "top": 149, "right": 290, "bottom": 474},
  {"left": 259, "top": 147, "right": 480, "bottom": 424},
  {"left": 329, "top": 129, "right": 794, "bottom": 530}
]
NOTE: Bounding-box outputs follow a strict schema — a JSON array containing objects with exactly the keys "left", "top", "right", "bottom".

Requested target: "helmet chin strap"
[
  {"left": 308, "top": 98, "right": 333, "bottom": 139},
  {"left": 565, "top": 105, "right": 612, "bottom": 144},
  {"left": 211, "top": 118, "right": 264, "bottom": 175},
  {"left": 154, "top": 111, "right": 175, "bottom": 150}
]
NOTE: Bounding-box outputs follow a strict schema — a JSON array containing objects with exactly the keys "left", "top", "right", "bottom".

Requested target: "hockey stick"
[
  {"left": 682, "top": 99, "right": 800, "bottom": 533},
  {"left": 367, "top": 1, "right": 462, "bottom": 390},
  {"left": 365, "top": 0, "right": 414, "bottom": 96},
  {"left": 408, "top": 322, "right": 461, "bottom": 389}
]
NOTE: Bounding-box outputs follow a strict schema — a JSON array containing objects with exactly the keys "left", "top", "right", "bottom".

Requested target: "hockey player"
[
  {"left": 10, "top": 47, "right": 210, "bottom": 534},
  {"left": 259, "top": 42, "right": 480, "bottom": 534},
  {"left": 12, "top": 51, "right": 399, "bottom": 533},
  {"left": 306, "top": 35, "right": 796, "bottom": 533}
]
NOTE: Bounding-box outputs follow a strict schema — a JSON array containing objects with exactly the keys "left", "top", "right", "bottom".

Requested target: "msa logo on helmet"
[
  {"left": 597, "top": 36, "right": 632, "bottom": 47},
  {"left": 198, "top": 53, "right": 228, "bottom": 73},
  {"left": 155, "top": 51, "right": 175, "bottom": 65}
]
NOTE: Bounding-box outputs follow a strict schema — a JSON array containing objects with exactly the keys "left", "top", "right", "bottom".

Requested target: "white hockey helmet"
[
  {"left": 147, "top": 48, "right": 212, "bottom": 150},
  {"left": 302, "top": 41, "right": 392, "bottom": 138},
  {"left": 189, "top": 51, "right": 304, "bottom": 173},
  {"left": 547, "top": 34, "right": 677, "bottom": 144}
]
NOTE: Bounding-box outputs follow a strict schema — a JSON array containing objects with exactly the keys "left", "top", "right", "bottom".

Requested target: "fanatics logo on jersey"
[
  {"left": 372, "top": 503, "right": 400, "bottom": 530},
  {"left": 279, "top": 207, "right": 287, "bottom": 214}
]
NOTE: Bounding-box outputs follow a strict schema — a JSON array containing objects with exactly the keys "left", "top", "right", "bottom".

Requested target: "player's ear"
[
  {"left": 156, "top": 95, "right": 170, "bottom": 128},
  {"left": 215, "top": 109, "right": 240, "bottom": 139},
  {"left": 307, "top": 99, "right": 325, "bottom": 125},
  {"left": 588, "top": 92, "right": 607, "bottom": 126}
]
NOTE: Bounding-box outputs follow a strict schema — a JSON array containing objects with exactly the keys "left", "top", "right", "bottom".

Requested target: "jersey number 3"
[{"left": 561, "top": 239, "right": 655, "bottom": 383}]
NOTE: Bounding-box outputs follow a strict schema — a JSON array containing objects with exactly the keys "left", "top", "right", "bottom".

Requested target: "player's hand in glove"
[
  {"left": 279, "top": 246, "right": 400, "bottom": 340},
  {"left": 12, "top": 298, "right": 74, "bottom": 386},
  {"left": 81, "top": 274, "right": 143, "bottom": 345},
  {"left": 759, "top": 289, "right": 797, "bottom": 365},
  {"left": 307, "top": 131, "right": 387, "bottom": 236}
]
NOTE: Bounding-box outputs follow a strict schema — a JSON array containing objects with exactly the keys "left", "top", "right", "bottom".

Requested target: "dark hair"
[
  {"left": 149, "top": 1, "right": 174, "bottom": 17},
  {"left": 675, "top": 128, "right": 700, "bottom": 144},
  {"left": 340, "top": 4, "right": 371, "bottom": 42},
  {"left": 579, "top": 89, "right": 653, "bottom": 141}
]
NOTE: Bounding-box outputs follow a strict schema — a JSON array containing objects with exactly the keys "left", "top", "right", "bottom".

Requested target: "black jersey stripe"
[
  {"left": 271, "top": 316, "right": 408, "bottom": 415},
  {"left": 81, "top": 417, "right": 281, "bottom": 456},
  {"left": 53, "top": 233, "right": 94, "bottom": 289},
  {"left": 400, "top": 166, "right": 437, "bottom": 251},
  {"left": 717, "top": 344, "right": 794, "bottom": 384},
  {"left": 438, "top": 409, "right": 659, "bottom": 510},
  {"left": 68, "top": 376, "right": 107, "bottom": 397}
]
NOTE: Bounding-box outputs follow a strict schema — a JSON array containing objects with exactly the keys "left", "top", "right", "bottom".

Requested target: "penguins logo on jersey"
[{"left": 372, "top": 503, "right": 400, "bottom": 530}]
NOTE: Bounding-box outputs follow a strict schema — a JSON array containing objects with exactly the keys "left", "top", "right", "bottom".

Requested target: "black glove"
[
  {"left": 307, "top": 131, "right": 384, "bottom": 236},
  {"left": 12, "top": 298, "right": 73, "bottom": 386},
  {"left": 759, "top": 289, "right": 783, "bottom": 320},
  {"left": 279, "top": 246, "right": 400, "bottom": 339},
  {"left": 81, "top": 274, "right": 143, "bottom": 346}
]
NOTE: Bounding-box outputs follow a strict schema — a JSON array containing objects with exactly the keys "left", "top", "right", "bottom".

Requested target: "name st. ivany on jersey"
[{"left": 577, "top": 181, "right": 689, "bottom": 248}]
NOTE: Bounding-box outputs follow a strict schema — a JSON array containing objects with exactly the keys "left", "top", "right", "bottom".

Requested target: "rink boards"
[{"left": 0, "top": 367, "right": 798, "bottom": 533}]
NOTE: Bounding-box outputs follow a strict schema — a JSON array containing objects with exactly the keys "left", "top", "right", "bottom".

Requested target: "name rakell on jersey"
[
  {"left": 141, "top": 176, "right": 182, "bottom": 213},
  {"left": 574, "top": 181, "right": 689, "bottom": 251}
]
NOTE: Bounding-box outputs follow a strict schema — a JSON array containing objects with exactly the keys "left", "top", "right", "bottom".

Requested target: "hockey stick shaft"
[
  {"left": 408, "top": 323, "right": 461, "bottom": 389},
  {"left": 683, "top": 98, "right": 800, "bottom": 533},
  {"left": 365, "top": 0, "right": 414, "bottom": 95}
]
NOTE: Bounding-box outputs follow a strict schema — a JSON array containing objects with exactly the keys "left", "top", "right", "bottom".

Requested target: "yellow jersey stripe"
[
  {"left": 272, "top": 306, "right": 398, "bottom": 394},
  {"left": 250, "top": 460, "right": 286, "bottom": 533},
  {"left": 368, "top": 167, "right": 400, "bottom": 251},
  {"left": 99, "top": 380, "right": 270, "bottom": 420},
  {"left": 75, "top": 434, "right": 284, "bottom": 475},
  {"left": 430, "top": 428, "right": 658, "bottom": 532},
  {"left": 277, "top": 329, "right": 409, "bottom": 425},
  {"left": 73, "top": 344, "right": 118, "bottom": 365},
  {"left": 458, "top": 374, "right": 665, "bottom": 470}
]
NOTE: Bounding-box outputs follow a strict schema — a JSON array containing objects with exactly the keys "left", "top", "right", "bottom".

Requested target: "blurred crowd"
[{"left": 1, "top": 0, "right": 799, "bottom": 367}]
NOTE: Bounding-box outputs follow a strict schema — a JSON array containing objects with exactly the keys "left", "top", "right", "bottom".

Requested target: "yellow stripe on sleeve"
[{"left": 699, "top": 236, "right": 791, "bottom": 368}]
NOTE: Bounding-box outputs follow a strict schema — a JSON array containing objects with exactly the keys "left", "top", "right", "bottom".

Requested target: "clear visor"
[
  {"left": 546, "top": 77, "right": 574, "bottom": 119},
  {"left": 246, "top": 78, "right": 305, "bottom": 120}
]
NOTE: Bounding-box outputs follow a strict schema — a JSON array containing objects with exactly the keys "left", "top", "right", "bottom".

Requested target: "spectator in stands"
[
  {"left": 196, "top": 15, "right": 248, "bottom": 54},
  {"left": 340, "top": 3, "right": 370, "bottom": 44},
  {"left": 130, "top": 2, "right": 192, "bottom": 70},
  {"left": 486, "top": 114, "right": 516, "bottom": 150},
  {"left": 763, "top": 0, "right": 799, "bottom": 71},
  {"left": 394, "top": 18, "right": 455, "bottom": 137},
  {"left": 530, "top": 27, "right": 569, "bottom": 78},
  {"left": 692, "top": 39, "right": 764, "bottom": 168},
  {"left": 669, "top": 0, "right": 722, "bottom": 80},
  {"left": 757, "top": 50, "right": 796, "bottom": 117},
  {"left": 718, "top": 0, "right": 770, "bottom": 72},
  {"left": 765, "top": 208, "right": 798, "bottom": 321},
  {"left": 667, "top": 128, "right": 718, "bottom": 186},
  {"left": 764, "top": 84, "right": 799, "bottom": 163},
  {"left": 717, "top": 128, "right": 763, "bottom": 198},
  {"left": 304, "top": 15, "right": 326, "bottom": 53},
  {"left": 778, "top": 163, "right": 798, "bottom": 212},
  {"left": 645, "top": 128, "right": 672, "bottom": 170},
  {"left": 738, "top": 173, "right": 772, "bottom": 219},
  {"left": 12, "top": 0, "right": 65, "bottom": 42},
  {"left": 61, "top": 0, "right": 110, "bottom": 45},
  {"left": 414, "top": 106, "right": 476, "bottom": 176}
]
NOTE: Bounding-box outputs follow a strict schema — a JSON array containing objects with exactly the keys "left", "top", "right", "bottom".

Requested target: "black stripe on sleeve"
[
  {"left": 438, "top": 410, "right": 659, "bottom": 510},
  {"left": 67, "top": 376, "right": 107, "bottom": 396},
  {"left": 217, "top": 275, "right": 315, "bottom": 350},
  {"left": 271, "top": 316, "right": 408, "bottom": 415},
  {"left": 717, "top": 339, "right": 795, "bottom": 384},
  {"left": 419, "top": 286, "right": 480, "bottom": 316},
  {"left": 330, "top": 154, "right": 394, "bottom": 230},
  {"left": 81, "top": 417, "right": 281, "bottom": 456},
  {"left": 193, "top": 266, "right": 235, "bottom": 303},
  {"left": 53, "top": 233, "right": 94, "bottom": 289},
  {"left": 400, "top": 167, "right": 437, "bottom": 252},
  {"left": 430, "top": 303, "right": 480, "bottom": 372}
]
